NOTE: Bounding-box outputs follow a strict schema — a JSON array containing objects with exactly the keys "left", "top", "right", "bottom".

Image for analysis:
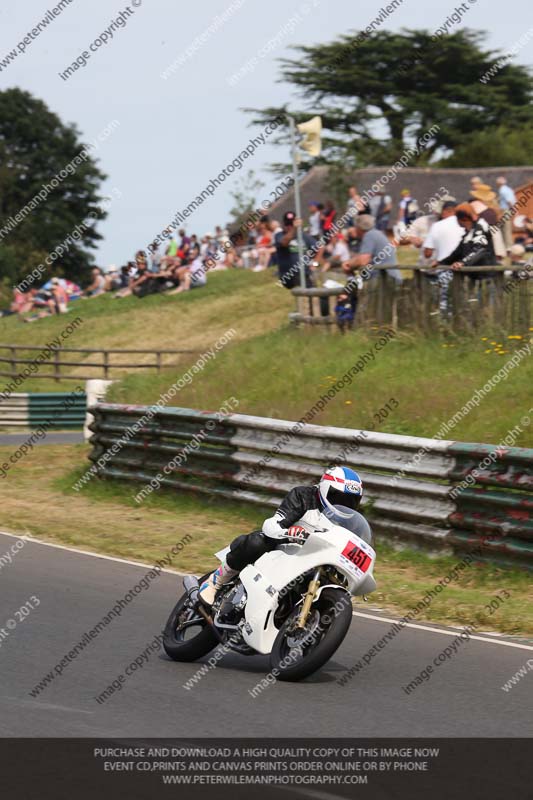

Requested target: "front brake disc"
[{"left": 286, "top": 609, "right": 321, "bottom": 649}]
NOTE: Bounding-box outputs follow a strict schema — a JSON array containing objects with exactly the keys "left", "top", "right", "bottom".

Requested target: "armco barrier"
[
  {"left": 0, "top": 392, "right": 86, "bottom": 429},
  {"left": 87, "top": 404, "right": 533, "bottom": 568}
]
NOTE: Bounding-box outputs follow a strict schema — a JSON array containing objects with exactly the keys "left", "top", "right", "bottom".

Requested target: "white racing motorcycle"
[{"left": 163, "top": 506, "right": 376, "bottom": 681}]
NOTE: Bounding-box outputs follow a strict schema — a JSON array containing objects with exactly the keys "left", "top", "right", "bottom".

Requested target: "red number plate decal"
[{"left": 341, "top": 543, "right": 371, "bottom": 572}]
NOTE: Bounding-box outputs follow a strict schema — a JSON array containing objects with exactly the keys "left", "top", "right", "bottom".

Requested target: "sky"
[{"left": 0, "top": 0, "right": 531, "bottom": 267}]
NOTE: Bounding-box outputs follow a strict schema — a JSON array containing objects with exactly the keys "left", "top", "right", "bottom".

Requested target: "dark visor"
[{"left": 328, "top": 487, "right": 359, "bottom": 510}]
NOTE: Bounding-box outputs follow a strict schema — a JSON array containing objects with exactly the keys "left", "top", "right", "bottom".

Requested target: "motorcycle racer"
[{"left": 198, "top": 465, "right": 363, "bottom": 606}]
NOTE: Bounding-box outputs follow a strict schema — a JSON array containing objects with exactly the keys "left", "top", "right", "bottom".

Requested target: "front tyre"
[
  {"left": 270, "top": 588, "right": 352, "bottom": 681},
  {"left": 163, "top": 576, "right": 218, "bottom": 662}
]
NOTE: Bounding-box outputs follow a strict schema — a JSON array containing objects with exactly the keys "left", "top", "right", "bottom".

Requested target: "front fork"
[{"left": 297, "top": 568, "right": 322, "bottom": 628}]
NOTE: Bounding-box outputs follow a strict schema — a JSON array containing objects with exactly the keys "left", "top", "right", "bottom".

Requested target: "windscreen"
[{"left": 322, "top": 505, "right": 373, "bottom": 544}]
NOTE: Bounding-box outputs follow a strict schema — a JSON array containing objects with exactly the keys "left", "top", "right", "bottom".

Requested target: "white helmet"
[{"left": 318, "top": 466, "right": 363, "bottom": 518}]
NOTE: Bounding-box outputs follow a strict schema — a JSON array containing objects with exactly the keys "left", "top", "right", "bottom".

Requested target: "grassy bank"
[
  {"left": 0, "top": 443, "right": 531, "bottom": 636},
  {"left": 108, "top": 325, "right": 533, "bottom": 447},
  {"left": 3, "top": 267, "right": 532, "bottom": 446},
  {"left": 0, "top": 270, "right": 292, "bottom": 393}
]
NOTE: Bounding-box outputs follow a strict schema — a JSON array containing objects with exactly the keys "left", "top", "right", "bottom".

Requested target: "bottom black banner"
[{"left": 1, "top": 738, "right": 531, "bottom": 799}]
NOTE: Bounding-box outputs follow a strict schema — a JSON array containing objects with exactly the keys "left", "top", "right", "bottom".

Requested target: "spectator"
[
  {"left": 222, "top": 248, "right": 243, "bottom": 269},
  {"left": 440, "top": 203, "right": 496, "bottom": 282},
  {"left": 308, "top": 202, "right": 322, "bottom": 236},
  {"left": 168, "top": 252, "right": 207, "bottom": 294},
  {"left": 149, "top": 242, "right": 161, "bottom": 273},
  {"left": 470, "top": 176, "right": 483, "bottom": 193},
  {"left": 422, "top": 201, "right": 462, "bottom": 315},
  {"left": 369, "top": 189, "right": 392, "bottom": 232},
  {"left": 509, "top": 243, "right": 527, "bottom": 267},
  {"left": 469, "top": 185, "right": 506, "bottom": 260},
  {"left": 322, "top": 232, "right": 350, "bottom": 272},
  {"left": 275, "top": 211, "right": 317, "bottom": 289},
  {"left": 179, "top": 229, "right": 191, "bottom": 258},
  {"left": 343, "top": 214, "right": 402, "bottom": 284},
  {"left": 397, "top": 189, "right": 419, "bottom": 228},
  {"left": 523, "top": 218, "right": 533, "bottom": 251},
  {"left": 334, "top": 291, "right": 356, "bottom": 333},
  {"left": 269, "top": 218, "right": 282, "bottom": 237},
  {"left": 109, "top": 265, "right": 131, "bottom": 291},
  {"left": 423, "top": 202, "right": 462, "bottom": 262},
  {"left": 135, "top": 250, "right": 148, "bottom": 269},
  {"left": 399, "top": 199, "right": 442, "bottom": 265},
  {"left": 161, "top": 235, "right": 180, "bottom": 269},
  {"left": 115, "top": 260, "right": 150, "bottom": 298},
  {"left": 0, "top": 288, "right": 35, "bottom": 317},
  {"left": 346, "top": 186, "right": 369, "bottom": 225},
  {"left": 49, "top": 277, "right": 69, "bottom": 314},
  {"left": 496, "top": 176, "right": 517, "bottom": 249},
  {"left": 345, "top": 226, "right": 360, "bottom": 254},
  {"left": 254, "top": 220, "right": 274, "bottom": 271},
  {"left": 320, "top": 200, "right": 337, "bottom": 240},
  {"left": 82, "top": 267, "right": 106, "bottom": 298}
]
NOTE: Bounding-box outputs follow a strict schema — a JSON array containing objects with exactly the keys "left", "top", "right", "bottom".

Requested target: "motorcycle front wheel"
[
  {"left": 163, "top": 574, "right": 218, "bottom": 662},
  {"left": 270, "top": 588, "right": 352, "bottom": 681}
]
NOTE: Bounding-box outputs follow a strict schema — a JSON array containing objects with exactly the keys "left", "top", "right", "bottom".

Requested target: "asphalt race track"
[{"left": 1, "top": 530, "right": 532, "bottom": 738}]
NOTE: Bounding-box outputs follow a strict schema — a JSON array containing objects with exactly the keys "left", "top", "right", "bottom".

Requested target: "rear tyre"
[
  {"left": 163, "top": 575, "right": 218, "bottom": 662},
  {"left": 270, "top": 589, "right": 352, "bottom": 681}
]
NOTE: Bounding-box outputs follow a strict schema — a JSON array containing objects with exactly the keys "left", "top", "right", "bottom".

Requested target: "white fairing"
[{"left": 236, "top": 510, "right": 376, "bottom": 655}]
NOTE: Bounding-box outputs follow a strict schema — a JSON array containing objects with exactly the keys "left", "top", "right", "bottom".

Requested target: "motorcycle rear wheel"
[
  {"left": 163, "top": 575, "right": 218, "bottom": 662},
  {"left": 270, "top": 588, "right": 352, "bottom": 681}
]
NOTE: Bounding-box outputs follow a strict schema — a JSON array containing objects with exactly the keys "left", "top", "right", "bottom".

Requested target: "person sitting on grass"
[
  {"left": 160, "top": 234, "right": 180, "bottom": 270},
  {"left": 0, "top": 288, "right": 36, "bottom": 317},
  {"left": 167, "top": 252, "right": 207, "bottom": 295},
  {"left": 81, "top": 267, "right": 106, "bottom": 298},
  {"left": 114, "top": 259, "right": 150, "bottom": 298},
  {"left": 48, "top": 277, "right": 69, "bottom": 314}
]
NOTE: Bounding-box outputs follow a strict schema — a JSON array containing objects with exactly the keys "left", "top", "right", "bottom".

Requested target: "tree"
[
  {"left": 440, "top": 124, "right": 533, "bottom": 167},
  {"left": 0, "top": 88, "right": 108, "bottom": 293},
  {"left": 247, "top": 29, "right": 533, "bottom": 170},
  {"left": 227, "top": 169, "right": 265, "bottom": 227}
]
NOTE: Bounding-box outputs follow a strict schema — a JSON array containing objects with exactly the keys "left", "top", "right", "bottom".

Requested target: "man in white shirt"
[
  {"left": 422, "top": 202, "right": 462, "bottom": 315},
  {"left": 423, "top": 202, "right": 463, "bottom": 261},
  {"left": 308, "top": 202, "right": 322, "bottom": 237}
]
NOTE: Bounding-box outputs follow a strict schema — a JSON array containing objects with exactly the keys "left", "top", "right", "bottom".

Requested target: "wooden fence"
[
  {"left": 0, "top": 345, "right": 198, "bottom": 383},
  {"left": 292, "top": 265, "right": 533, "bottom": 334}
]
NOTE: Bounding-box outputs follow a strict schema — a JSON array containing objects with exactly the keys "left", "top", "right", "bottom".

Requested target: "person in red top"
[
  {"left": 321, "top": 201, "right": 337, "bottom": 241},
  {"left": 255, "top": 220, "right": 274, "bottom": 270}
]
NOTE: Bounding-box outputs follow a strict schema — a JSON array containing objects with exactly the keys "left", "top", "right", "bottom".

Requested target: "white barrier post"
[{"left": 84, "top": 379, "right": 113, "bottom": 441}]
